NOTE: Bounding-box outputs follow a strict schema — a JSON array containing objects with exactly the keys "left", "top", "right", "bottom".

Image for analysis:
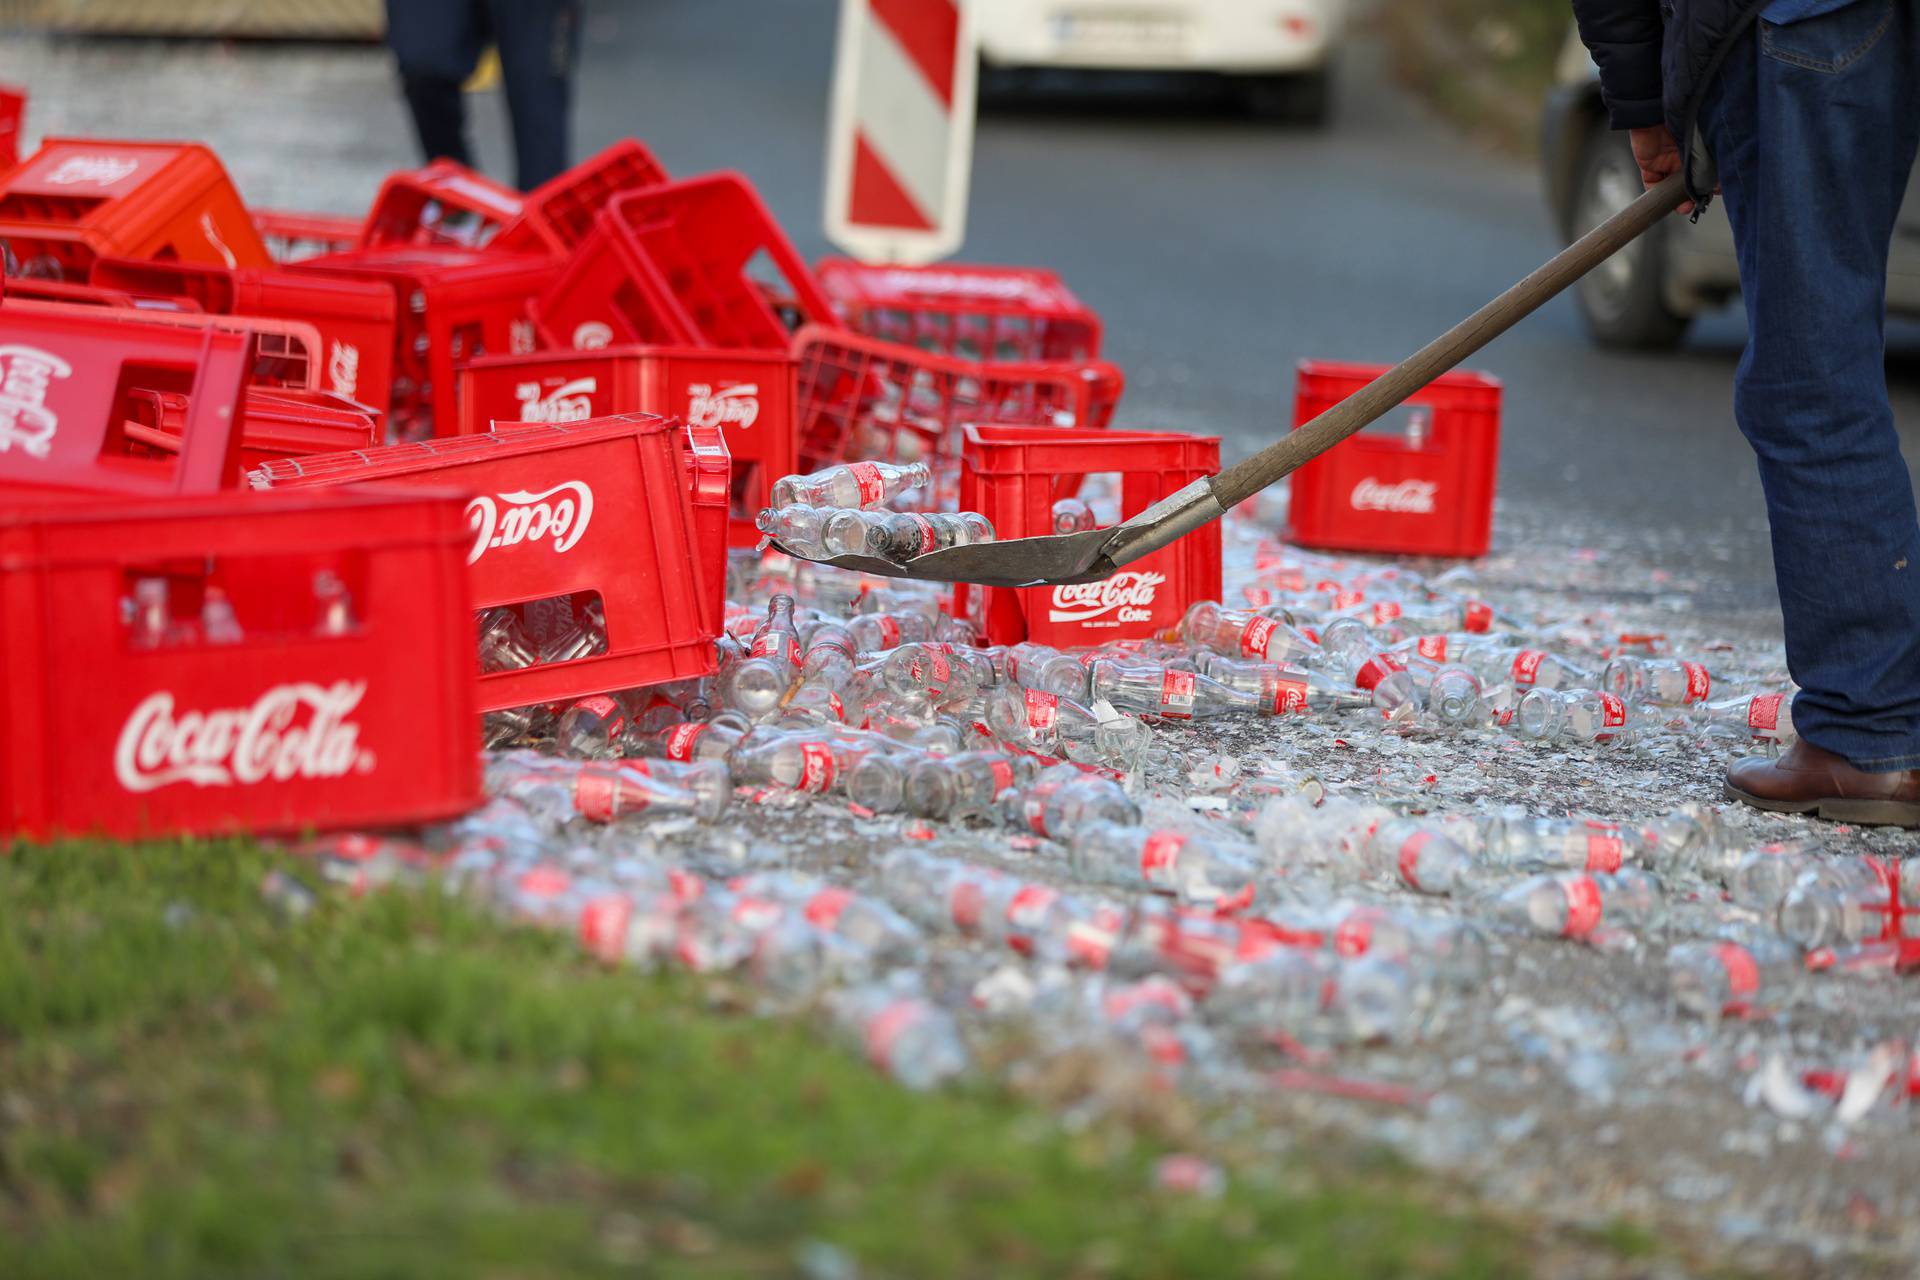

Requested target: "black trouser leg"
[
  {"left": 386, "top": 0, "right": 487, "bottom": 167},
  {"left": 399, "top": 73, "right": 473, "bottom": 167},
  {"left": 486, "top": 0, "right": 580, "bottom": 189}
]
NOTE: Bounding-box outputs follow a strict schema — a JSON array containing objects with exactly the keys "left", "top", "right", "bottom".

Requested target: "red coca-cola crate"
[
  {"left": 290, "top": 245, "right": 558, "bottom": 439},
  {"left": 954, "top": 424, "right": 1221, "bottom": 647},
  {"left": 124, "top": 386, "right": 379, "bottom": 471},
  {"left": 0, "top": 138, "right": 270, "bottom": 280},
  {"left": 493, "top": 140, "right": 670, "bottom": 255},
  {"left": 360, "top": 159, "right": 524, "bottom": 250},
  {"left": 252, "top": 208, "right": 365, "bottom": 263},
  {"left": 0, "top": 484, "right": 481, "bottom": 839},
  {"left": 816, "top": 259, "right": 1102, "bottom": 362},
  {"left": 680, "top": 420, "right": 731, "bottom": 636},
  {"left": 791, "top": 326, "right": 1125, "bottom": 479},
  {"left": 91, "top": 257, "right": 398, "bottom": 417},
  {"left": 0, "top": 277, "right": 203, "bottom": 312},
  {"left": 533, "top": 173, "right": 839, "bottom": 353},
  {"left": 1287, "top": 360, "right": 1502, "bottom": 559},
  {"left": 7, "top": 295, "right": 326, "bottom": 395},
  {"left": 457, "top": 344, "right": 795, "bottom": 544},
  {"left": 253, "top": 415, "right": 718, "bottom": 711},
  {"left": 0, "top": 303, "right": 251, "bottom": 496},
  {"left": 0, "top": 85, "right": 24, "bottom": 173}
]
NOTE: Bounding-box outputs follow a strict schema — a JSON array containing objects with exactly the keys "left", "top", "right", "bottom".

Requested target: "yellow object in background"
[{"left": 464, "top": 47, "right": 501, "bottom": 93}]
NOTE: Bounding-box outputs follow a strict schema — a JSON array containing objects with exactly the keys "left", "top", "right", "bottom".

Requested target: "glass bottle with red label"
[
  {"left": 1667, "top": 936, "right": 1802, "bottom": 1021},
  {"left": 1696, "top": 689, "right": 1799, "bottom": 743},
  {"left": 1069, "top": 821, "right": 1263, "bottom": 910},
  {"left": 1483, "top": 816, "right": 1645, "bottom": 875},
  {"left": 1087, "top": 658, "right": 1256, "bottom": 720},
  {"left": 1489, "top": 869, "right": 1663, "bottom": 940},
  {"left": 1192, "top": 654, "right": 1374, "bottom": 715},
  {"left": 1513, "top": 687, "right": 1638, "bottom": 743},
  {"left": 772, "top": 460, "right": 932, "bottom": 511},
  {"left": 1178, "top": 601, "right": 1320, "bottom": 666},
  {"left": 1601, "top": 655, "right": 1726, "bottom": 706},
  {"left": 1464, "top": 643, "right": 1593, "bottom": 692},
  {"left": 754, "top": 505, "right": 831, "bottom": 558},
  {"left": 903, "top": 750, "right": 1037, "bottom": 820},
  {"left": 1361, "top": 818, "right": 1474, "bottom": 895}
]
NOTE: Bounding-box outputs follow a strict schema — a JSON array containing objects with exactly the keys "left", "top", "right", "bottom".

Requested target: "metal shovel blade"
[{"left": 772, "top": 526, "right": 1119, "bottom": 588}]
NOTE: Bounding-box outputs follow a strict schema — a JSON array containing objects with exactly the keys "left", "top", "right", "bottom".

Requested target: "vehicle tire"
[
  {"left": 1243, "top": 69, "right": 1331, "bottom": 126},
  {"left": 1571, "top": 126, "right": 1691, "bottom": 350}
]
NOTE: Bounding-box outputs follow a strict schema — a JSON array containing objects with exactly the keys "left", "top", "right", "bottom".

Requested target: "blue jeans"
[{"left": 1700, "top": 0, "right": 1920, "bottom": 770}]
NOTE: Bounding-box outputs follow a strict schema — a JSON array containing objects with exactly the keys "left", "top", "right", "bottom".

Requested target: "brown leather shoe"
[{"left": 1725, "top": 740, "right": 1920, "bottom": 828}]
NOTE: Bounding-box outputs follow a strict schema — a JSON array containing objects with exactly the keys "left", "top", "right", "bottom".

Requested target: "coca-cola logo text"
[
  {"left": 465, "top": 480, "right": 595, "bottom": 564},
  {"left": 1047, "top": 571, "right": 1166, "bottom": 625},
  {"left": 572, "top": 321, "right": 613, "bottom": 350},
  {"left": 517, "top": 376, "right": 597, "bottom": 423},
  {"left": 114, "top": 681, "right": 374, "bottom": 792},
  {"left": 0, "top": 344, "right": 72, "bottom": 459},
  {"left": 43, "top": 154, "right": 140, "bottom": 187},
  {"left": 1350, "top": 477, "right": 1438, "bottom": 514},
  {"left": 686, "top": 381, "right": 760, "bottom": 430},
  {"left": 871, "top": 268, "right": 1051, "bottom": 305},
  {"left": 328, "top": 341, "right": 360, "bottom": 398}
]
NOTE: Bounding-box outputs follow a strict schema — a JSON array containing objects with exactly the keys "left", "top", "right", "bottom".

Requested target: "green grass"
[{"left": 0, "top": 840, "right": 1540, "bottom": 1278}]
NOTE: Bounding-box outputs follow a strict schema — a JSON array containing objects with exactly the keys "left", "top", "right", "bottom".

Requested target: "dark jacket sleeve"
[{"left": 1571, "top": 0, "right": 1666, "bottom": 129}]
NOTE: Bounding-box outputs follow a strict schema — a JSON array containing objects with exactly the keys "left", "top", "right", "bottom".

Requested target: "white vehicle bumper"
[{"left": 976, "top": 0, "right": 1345, "bottom": 74}]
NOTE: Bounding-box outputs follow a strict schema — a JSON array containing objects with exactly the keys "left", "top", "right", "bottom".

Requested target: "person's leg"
[
  {"left": 486, "top": 0, "right": 580, "bottom": 190},
  {"left": 1703, "top": 0, "right": 1920, "bottom": 772},
  {"left": 385, "top": 0, "right": 488, "bottom": 167}
]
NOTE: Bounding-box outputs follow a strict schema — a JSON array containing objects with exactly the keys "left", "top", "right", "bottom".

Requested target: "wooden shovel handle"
[{"left": 1207, "top": 172, "right": 1690, "bottom": 512}]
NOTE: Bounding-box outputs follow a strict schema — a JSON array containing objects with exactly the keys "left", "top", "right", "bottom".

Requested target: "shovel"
[{"left": 773, "top": 173, "right": 1689, "bottom": 588}]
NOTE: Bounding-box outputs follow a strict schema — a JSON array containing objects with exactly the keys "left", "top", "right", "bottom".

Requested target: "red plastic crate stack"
[
  {"left": 0, "top": 303, "right": 256, "bottom": 497},
  {"left": 0, "top": 300, "right": 380, "bottom": 490},
  {"left": 954, "top": 424, "right": 1221, "bottom": 648},
  {"left": 252, "top": 416, "right": 723, "bottom": 712},
  {"left": 790, "top": 325, "right": 1125, "bottom": 481},
  {"left": 0, "top": 484, "right": 481, "bottom": 838},
  {"left": 290, "top": 245, "right": 560, "bottom": 439},
  {"left": 0, "top": 138, "right": 271, "bottom": 281},
  {"left": 126, "top": 386, "right": 379, "bottom": 470},
  {"left": 360, "top": 159, "right": 526, "bottom": 250},
  {"left": 90, "top": 256, "right": 399, "bottom": 418},
  {"left": 1286, "top": 360, "right": 1503, "bottom": 559},
  {"left": 252, "top": 208, "right": 364, "bottom": 264},
  {"left": 493, "top": 140, "right": 670, "bottom": 255},
  {"left": 533, "top": 172, "right": 840, "bottom": 353},
  {"left": 816, "top": 258, "right": 1103, "bottom": 362},
  {"left": 457, "top": 344, "right": 796, "bottom": 545},
  {"left": 5, "top": 292, "right": 331, "bottom": 397},
  {"left": 0, "top": 84, "right": 25, "bottom": 173}
]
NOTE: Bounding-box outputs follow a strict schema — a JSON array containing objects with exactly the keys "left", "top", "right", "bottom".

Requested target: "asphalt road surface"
[{"left": 551, "top": 0, "right": 1920, "bottom": 614}]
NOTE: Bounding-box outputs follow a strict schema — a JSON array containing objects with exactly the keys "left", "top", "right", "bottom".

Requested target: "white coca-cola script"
[
  {"left": 517, "top": 376, "right": 597, "bottom": 423},
  {"left": 466, "top": 480, "right": 595, "bottom": 565},
  {"left": 0, "top": 344, "right": 72, "bottom": 459},
  {"left": 114, "top": 681, "right": 374, "bottom": 792},
  {"left": 1349, "top": 477, "right": 1438, "bottom": 514},
  {"left": 686, "top": 382, "right": 760, "bottom": 430},
  {"left": 328, "top": 341, "right": 361, "bottom": 398},
  {"left": 43, "top": 154, "right": 140, "bottom": 187},
  {"left": 1047, "top": 571, "right": 1166, "bottom": 625},
  {"left": 572, "top": 321, "right": 613, "bottom": 351}
]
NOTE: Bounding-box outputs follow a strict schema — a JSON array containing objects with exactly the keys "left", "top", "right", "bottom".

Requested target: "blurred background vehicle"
[
  {"left": 974, "top": 0, "right": 1349, "bottom": 124},
  {"left": 1541, "top": 23, "right": 1920, "bottom": 350}
]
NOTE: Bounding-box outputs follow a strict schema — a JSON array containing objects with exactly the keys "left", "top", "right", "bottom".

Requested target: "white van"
[{"left": 973, "top": 0, "right": 1350, "bottom": 123}]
